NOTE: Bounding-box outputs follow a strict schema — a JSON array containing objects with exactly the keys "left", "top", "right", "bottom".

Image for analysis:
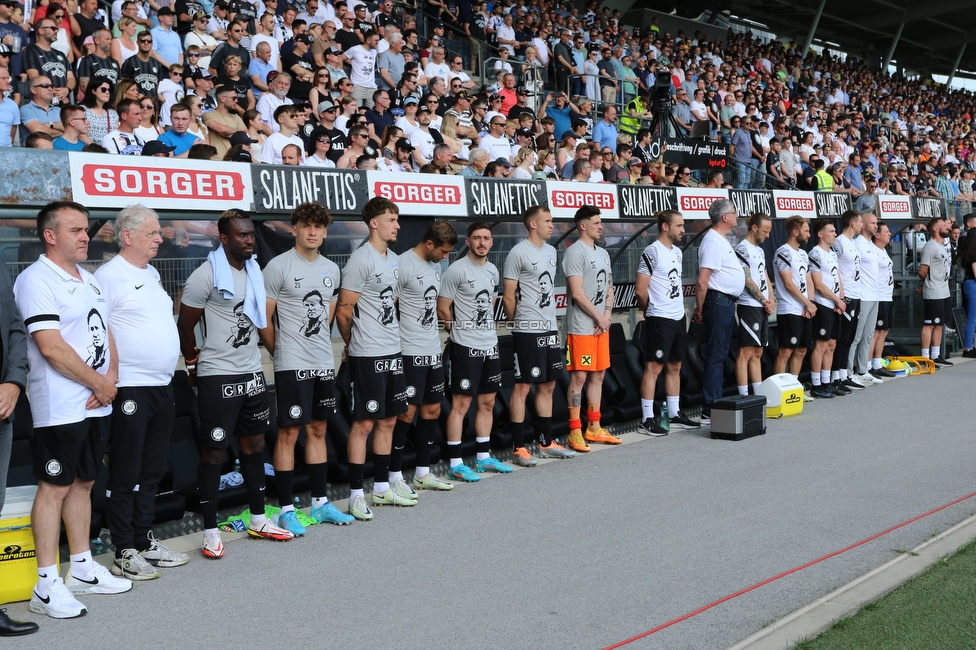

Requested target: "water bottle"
[
  {"left": 660, "top": 401, "right": 670, "bottom": 432},
  {"left": 233, "top": 459, "right": 241, "bottom": 474}
]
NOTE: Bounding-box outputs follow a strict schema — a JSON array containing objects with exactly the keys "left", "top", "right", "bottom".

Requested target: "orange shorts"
[{"left": 565, "top": 332, "right": 611, "bottom": 372}]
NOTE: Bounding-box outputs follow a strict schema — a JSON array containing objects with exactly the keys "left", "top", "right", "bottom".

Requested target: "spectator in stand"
[
  {"left": 345, "top": 29, "right": 379, "bottom": 108},
  {"left": 478, "top": 113, "right": 512, "bottom": 164},
  {"left": 365, "top": 89, "right": 394, "bottom": 142},
  {"left": 591, "top": 103, "right": 617, "bottom": 152},
  {"left": 24, "top": 18, "right": 74, "bottom": 104},
  {"left": 77, "top": 29, "right": 121, "bottom": 98},
  {"left": 282, "top": 34, "right": 315, "bottom": 101},
  {"left": 81, "top": 80, "right": 119, "bottom": 144},
  {"left": 0, "top": 0, "right": 29, "bottom": 80},
  {"left": 377, "top": 32, "right": 405, "bottom": 91},
  {"left": 261, "top": 103, "right": 304, "bottom": 164},
  {"left": 52, "top": 105, "right": 92, "bottom": 151},
  {"left": 247, "top": 42, "right": 275, "bottom": 99},
  {"left": 102, "top": 98, "right": 144, "bottom": 154},
  {"left": 157, "top": 102, "right": 199, "bottom": 156},
  {"left": 151, "top": 7, "right": 183, "bottom": 67},
  {"left": 185, "top": 12, "right": 218, "bottom": 71},
  {"left": 208, "top": 18, "right": 250, "bottom": 76},
  {"left": 135, "top": 96, "right": 163, "bottom": 142},
  {"left": 250, "top": 12, "right": 281, "bottom": 71},
  {"left": 122, "top": 31, "right": 163, "bottom": 97},
  {"left": 256, "top": 71, "right": 292, "bottom": 133},
  {"left": 202, "top": 84, "right": 246, "bottom": 158},
  {"left": 20, "top": 76, "right": 64, "bottom": 145},
  {"left": 0, "top": 65, "right": 16, "bottom": 146},
  {"left": 280, "top": 142, "right": 302, "bottom": 165}
]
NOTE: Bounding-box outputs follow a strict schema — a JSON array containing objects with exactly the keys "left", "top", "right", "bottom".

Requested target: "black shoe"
[
  {"left": 933, "top": 356, "right": 953, "bottom": 367},
  {"left": 810, "top": 386, "right": 834, "bottom": 399},
  {"left": 0, "top": 609, "right": 39, "bottom": 636},
  {"left": 637, "top": 418, "right": 667, "bottom": 437},
  {"left": 831, "top": 380, "right": 852, "bottom": 395},
  {"left": 963, "top": 349, "right": 976, "bottom": 358},
  {"left": 870, "top": 368, "right": 896, "bottom": 378},
  {"left": 842, "top": 377, "right": 866, "bottom": 390},
  {"left": 670, "top": 412, "right": 701, "bottom": 429}
]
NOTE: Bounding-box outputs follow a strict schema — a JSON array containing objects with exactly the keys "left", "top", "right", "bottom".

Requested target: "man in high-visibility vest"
[{"left": 812, "top": 158, "right": 834, "bottom": 191}]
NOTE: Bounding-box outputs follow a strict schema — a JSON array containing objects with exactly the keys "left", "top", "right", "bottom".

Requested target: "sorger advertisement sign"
[
  {"left": 68, "top": 152, "right": 253, "bottom": 211},
  {"left": 674, "top": 187, "right": 729, "bottom": 219},
  {"left": 546, "top": 181, "right": 619, "bottom": 219},
  {"left": 366, "top": 171, "right": 466, "bottom": 216}
]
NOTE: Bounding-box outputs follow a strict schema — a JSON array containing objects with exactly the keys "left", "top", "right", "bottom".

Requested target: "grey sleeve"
[
  {"left": 340, "top": 249, "right": 371, "bottom": 294},
  {"left": 438, "top": 264, "right": 460, "bottom": 300},
  {"left": 562, "top": 244, "right": 587, "bottom": 278},
  {"left": 181, "top": 262, "right": 213, "bottom": 309},
  {"left": 503, "top": 246, "right": 523, "bottom": 281},
  {"left": 263, "top": 256, "right": 285, "bottom": 300}
]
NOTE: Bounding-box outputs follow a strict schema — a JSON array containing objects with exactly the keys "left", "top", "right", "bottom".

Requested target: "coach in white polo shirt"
[
  {"left": 14, "top": 201, "right": 132, "bottom": 621},
  {"left": 94, "top": 205, "right": 188, "bottom": 582},
  {"left": 693, "top": 198, "right": 746, "bottom": 424}
]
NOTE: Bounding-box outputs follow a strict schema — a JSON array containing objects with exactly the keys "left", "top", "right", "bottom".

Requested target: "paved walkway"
[{"left": 5, "top": 361, "right": 976, "bottom": 650}]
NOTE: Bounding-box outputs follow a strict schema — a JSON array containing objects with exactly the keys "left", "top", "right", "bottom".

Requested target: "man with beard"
[
  {"left": 563, "top": 206, "right": 621, "bottom": 452},
  {"left": 831, "top": 210, "right": 864, "bottom": 390},
  {"left": 76, "top": 28, "right": 120, "bottom": 96},
  {"left": 636, "top": 210, "right": 699, "bottom": 436},
  {"left": 919, "top": 217, "right": 953, "bottom": 366},
  {"left": 439, "top": 221, "right": 512, "bottom": 479},
  {"left": 773, "top": 216, "right": 816, "bottom": 380},
  {"left": 850, "top": 211, "right": 885, "bottom": 382},
  {"left": 257, "top": 71, "right": 293, "bottom": 132},
  {"left": 808, "top": 219, "right": 846, "bottom": 399},
  {"left": 734, "top": 213, "right": 775, "bottom": 397},
  {"left": 392, "top": 221, "right": 459, "bottom": 494}
]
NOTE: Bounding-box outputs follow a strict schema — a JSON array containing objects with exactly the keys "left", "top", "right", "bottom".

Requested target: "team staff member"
[
  {"left": 563, "top": 205, "right": 622, "bottom": 451},
  {"left": 773, "top": 216, "right": 816, "bottom": 380},
  {"left": 693, "top": 199, "right": 745, "bottom": 425},
  {"left": 734, "top": 213, "right": 775, "bottom": 396},
  {"left": 870, "top": 222, "right": 896, "bottom": 376},
  {"left": 15, "top": 201, "right": 131, "bottom": 620},
  {"left": 259, "top": 202, "right": 354, "bottom": 536},
  {"left": 337, "top": 197, "right": 410, "bottom": 521},
  {"left": 831, "top": 210, "right": 863, "bottom": 389},
  {"left": 918, "top": 217, "right": 953, "bottom": 366},
  {"left": 808, "top": 219, "right": 847, "bottom": 399},
  {"left": 393, "top": 221, "right": 458, "bottom": 492},
  {"left": 179, "top": 209, "right": 294, "bottom": 560},
  {"left": 850, "top": 211, "right": 883, "bottom": 384},
  {"left": 96, "top": 205, "right": 188, "bottom": 582},
  {"left": 504, "top": 206, "right": 575, "bottom": 462},
  {"left": 636, "top": 210, "right": 699, "bottom": 436},
  {"left": 438, "top": 221, "right": 514, "bottom": 480}
]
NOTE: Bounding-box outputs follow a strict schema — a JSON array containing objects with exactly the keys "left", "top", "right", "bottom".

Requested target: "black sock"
[
  {"left": 415, "top": 417, "right": 436, "bottom": 467},
  {"left": 307, "top": 462, "right": 328, "bottom": 499},
  {"left": 197, "top": 462, "right": 222, "bottom": 529},
  {"left": 348, "top": 462, "right": 365, "bottom": 491},
  {"left": 373, "top": 453, "right": 390, "bottom": 484},
  {"left": 275, "top": 469, "right": 294, "bottom": 508},
  {"left": 511, "top": 420, "right": 525, "bottom": 450},
  {"left": 476, "top": 437, "right": 490, "bottom": 455},
  {"left": 238, "top": 452, "right": 267, "bottom": 519},
  {"left": 389, "top": 419, "right": 411, "bottom": 473},
  {"left": 537, "top": 417, "right": 552, "bottom": 447}
]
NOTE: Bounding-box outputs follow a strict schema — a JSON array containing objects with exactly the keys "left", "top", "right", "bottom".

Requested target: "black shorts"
[
  {"left": 737, "top": 305, "right": 768, "bottom": 348},
  {"left": 349, "top": 354, "right": 408, "bottom": 420},
  {"left": 839, "top": 297, "right": 860, "bottom": 346},
  {"left": 33, "top": 416, "right": 110, "bottom": 486},
  {"left": 512, "top": 331, "right": 564, "bottom": 383},
  {"left": 448, "top": 342, "right": 502, "bottom": 396},
  {"left": 923, "top": 298, "right": 948, "bottom": 326},
  {"left": 403, "top": 353, "right": 446, "bottom": 405},
  {"left": 274, "top": 369, "right": 336, "bottom": 427},
  {"left": 643, "top": 315, "right": 687, "bottom": 364},
  {"left": 812, "top": 304, "right": 840, "bottom": 341},
  {"left": 778, "top": 313, "right": 812, "bottom": 349},
  {"left": 876, "top": 301, "right": 893, "bottom": 331},
  {"left": 196, "top": 372, "right": 272, "bottom": 448}
]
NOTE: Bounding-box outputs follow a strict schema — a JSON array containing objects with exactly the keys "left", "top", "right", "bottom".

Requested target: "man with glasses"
[
  {"left": 208, "top": 18, "right": 250, "bottom": 77},
  {"left": 693, "top": 199, "right": 746, "bottom": 425},
  {"left": 52, "top": 105, "right": 90, "bottom": 151},
  {"left": 423, "top": 46, "right": 450, "bottom": 89},
  {"left": 552, "top": 29, "right": 576, "bottom": 93},
  {"left": 856, "top": 177, "right": 879, "bottom": 213},
  {"left": 202, "top": 85, "right": 247, "bottom": 158},
  {"left": 336, "top": 11, "right": 361, "bottom": 51},
  {"left": 184, "top": 12, "right": 218, "bottom": 71},
  {"left": 336, "top": 124, "right": 370, "bottom": 169},
  {"left": 0, "top": 0, "right": 28, "bottom": 80},
  {"left": 76, "top": 28, "right": 120, "bottom": 97},
  {"left": 448, "top": 55, "right": 474, "bottom": 90},
  {"left": 207, "top": 1, "right": 230, "bottom": 41},
  {"left": 478, "top": 114, "right": 512, "bottom": 165},
  {"left": 20, "top": 76, "right": 63, "bottom": 143},
  {"left": 122, "top": 32, "right": 162, "bottom": 97},
  {"left": 24, "top": 19, "right": 74, "bottom": 103}
]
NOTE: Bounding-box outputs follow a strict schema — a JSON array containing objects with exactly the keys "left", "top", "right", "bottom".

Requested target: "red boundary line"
[{"left": 604, "top": 490, "right": 976, "bottom": 649}]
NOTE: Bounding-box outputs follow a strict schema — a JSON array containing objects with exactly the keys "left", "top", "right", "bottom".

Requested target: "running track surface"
[{"left": 6, "top": 361, "right": 976, "bottom": 650}]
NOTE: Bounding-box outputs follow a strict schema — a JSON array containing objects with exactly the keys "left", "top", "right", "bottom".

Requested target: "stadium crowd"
[{"left": 0, "top": 0, "right": 973, "bottom": 190}]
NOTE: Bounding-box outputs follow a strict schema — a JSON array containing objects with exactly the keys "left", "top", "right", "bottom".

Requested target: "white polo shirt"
[
  {"left": 14, "top": 255, "right": 113, "bottom": 427},
  {"left": 94, "top": 255, "right": 180, "bottom": 387},
  {"left": 699, "top": 228, "right": 746, "bottom": 297}
]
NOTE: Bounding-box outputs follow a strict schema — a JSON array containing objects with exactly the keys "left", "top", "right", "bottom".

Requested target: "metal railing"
[{"left": 481, "top": 56, "right": 549, "bottom": 112}]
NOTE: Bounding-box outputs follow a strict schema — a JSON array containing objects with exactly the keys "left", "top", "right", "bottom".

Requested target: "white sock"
[
  {"left": 831, "top": 371, "right": 840, "bottom": 381},
  {"left": 751, "top": 382, "right": 762, "bottom": 394},
  {"left": 350, "top": 488, "right": 365, "bottom": 498},
  {"left": 70, "top": 550, "right": 93, "bottom": 577},
  {"left": 666, "top": 396, "right": 680, "bottom": 415},
  {"left": 641, "top": 398, "right": 654, "bottom": 420},
  {"left": 204, "top": 527, "right": 220, "bottom": 536},
  {"left": 415, "top": 466, "right": 430, "bottom": 479},
  {"left": 921, "top": 348, "right": 929, "bottom": 359},
  {"left": 448, "top": 440, "right": 462, "bottom": 468},
  {"left": 821, "top": 370, "right": 831, "bottom": 385},
  {"left": 737, "top": 385, "right": 748, "bottom": 396},
  {"left": 250, "top": 513, "right": 266, "bottom": 528},
  {"left": 476, "top": 437, "right": 490, "bottom": 461},
  {"left": 389, "top": 471, "right": 403, "bottom": 482},
  {"left": 872, "top": 358, "right": 882, "bottom": 370},
  {"left": 840, "top": 369, "right": 848, "bottom": 381},
  {"left": 811, "top": 374, "right": 821, "bottom": 386},
  {"left": 37, "top": 564, "right": 57, "bottom": 589},
  {"left": 931, "top": 346, "right": 940, "bottom": 359},
  {"left": 311, "top": 497, "right": 328, "bottom": 508},
  {"left": 373, "top": 481, "right": 390, "bottom": 493},
  {"left": 279, "top": 504, "right": 295, "bottom": 513}
]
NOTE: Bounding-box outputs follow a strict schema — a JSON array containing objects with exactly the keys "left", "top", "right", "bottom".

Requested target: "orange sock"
[{"left": 568, "top": 406, "right": 581, "bottom": 431}]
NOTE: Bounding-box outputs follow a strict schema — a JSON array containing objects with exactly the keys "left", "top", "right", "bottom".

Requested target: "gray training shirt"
[
  {"left": 562, "top": 240, "right": 612, "bottom": 336},
  {"left": 397, "top": 249, "right": 443, "bottom": 356},
  {"left": 264, "top": 248, "right": 340, "bottom": 372},
  {"left": 439, "top": 254, "right": 499, "bottom": 350},
  {"left": 503, "top": 239, "right": 558, "bottom": 333},
  {"left": 920, "top": 239, "right": 951, "bottom": 300},
  {"left": 182, "top": 259, "right": 263, "bottom": 376},
  {"left": 341, "top": 242, "right": 402, "bottom": 357}
]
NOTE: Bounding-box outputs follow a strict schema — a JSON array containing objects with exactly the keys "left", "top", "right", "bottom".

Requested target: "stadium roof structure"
[{"left": 728, "top": 0, "right": 976, "bottom": 80}]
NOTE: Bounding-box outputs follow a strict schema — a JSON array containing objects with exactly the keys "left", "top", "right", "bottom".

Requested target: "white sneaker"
[
  {"left": 857, "top": 372, "right": 883, "bottom": 385},
  {"left": 65, "top": 561, "right": 133, "bottom": 595},
  {"left": 140, "top": 532, "right": 190, "bottom": 568},
  {"left": 111, "top": 548, "right": 160, "bottom": 581},
  {"left": 29, "top": 577, "right": 87, "bottom": 619}
]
